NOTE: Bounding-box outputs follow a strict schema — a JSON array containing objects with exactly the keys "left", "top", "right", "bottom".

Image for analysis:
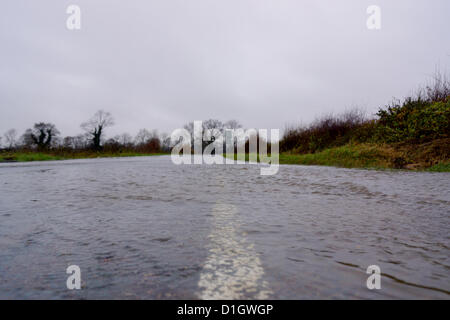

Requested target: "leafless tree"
[
  {"left": 203, "top": 119, "right": 224, "bottom": 139},
  {"left": 4, "top": 129, "right": 18, "bottom": 149},
  {"left": 160, "top": 132, "right": 171, "bottom": 151},
  {"left": 135, "top": 129, "right": 151, "bottom": 145},
  {"left": 63, "top": 136, "right": 78, "bottom": 149},
  {"left": 69, "top": 134, "right": 90, "bottom": 149},
  {"left": 426, "top": 70, "right": 450, "bottom": 102},
  {"left": 183, "top": 119, "right": 244, "bottom": 152},
  {"left": 135, "top": 128, "right": 158, "bottom": 145},
  {"left": 224, "top": 120, "right": 242, "bottom": 130},
  {"left": 116, "top": 133, "right": 133, "bottom": 146},
  {"left": 81, "top": 110, "right": 114, "bottom": 150}
]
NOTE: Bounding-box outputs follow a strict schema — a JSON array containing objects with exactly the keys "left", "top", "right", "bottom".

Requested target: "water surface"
[{"left": 0, "top": 156, "right": 449, "bottom": 299}]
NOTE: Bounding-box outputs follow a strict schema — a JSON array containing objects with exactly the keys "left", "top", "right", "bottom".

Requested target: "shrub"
[
  {"left": 280, "top": 109, "right": 369, "bottom": 153},
  {"left": 376, "top": 98, "right": 450, "bottom": 142},
  {"left": 281, "top": 73, "right": 450, "bottom": 153}
]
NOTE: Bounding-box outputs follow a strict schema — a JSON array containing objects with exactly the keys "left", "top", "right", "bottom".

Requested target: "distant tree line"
[
  {"left": 0, "top": 110, "right": 171, "bottom": 153},
  {"left": 0, "top": 109, "right": 250, "bottom": 154}
]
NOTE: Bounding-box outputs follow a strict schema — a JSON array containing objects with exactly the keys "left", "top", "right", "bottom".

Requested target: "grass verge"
[
  {"left": 225, "top": 143, "right": 450, "bottom": 171},
  {"left": 426, "top": 162, "right": 450, "bottom": 172}
]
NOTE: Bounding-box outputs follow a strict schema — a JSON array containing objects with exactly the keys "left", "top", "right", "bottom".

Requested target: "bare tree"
[
  {"left": 203, "top": 119, "right": 224, "bottom": 138},
  {"left": 224, "top": 120, "right": 242, "bottom": 130},
  {"left": 116, "top": 133, "right": 133, "bottom": 146},
  {"left": 63, "top": 136, "right": 77, "bottom": 149},
  {"left": 4, "top": 129, "right": 18, "bottom": 149},
  {"left": 183, "top": 119, "right": 243, "bottom": 152},
  {"left": 65, "top": 134, "right": 89, "bottom": 149},
  {"left": 135, "top": 129, "right": 151, "bottom": 145},
  {"left": 22, "top": 123, "right": 60, "bottom": 150},
  {"left": 426, "top": 70, "right": 450, "bottom": 102},
  {"left": 135, "top": 128, "right": 158, "bottom": 145},
  {"left": 159, "top": 132, "right": 171, "bottom": 151},
  {"left": 81, "top": 110, "right": 114, "bottom": 150}
]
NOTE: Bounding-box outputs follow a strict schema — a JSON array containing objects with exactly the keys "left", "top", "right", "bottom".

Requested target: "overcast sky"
[{"left": 1, "top": 0, "right": 449, "bottom": 138}]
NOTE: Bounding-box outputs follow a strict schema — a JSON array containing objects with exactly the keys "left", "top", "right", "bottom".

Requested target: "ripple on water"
[{"left": 0, "top": 156, "right": 448, "bottom": 299}]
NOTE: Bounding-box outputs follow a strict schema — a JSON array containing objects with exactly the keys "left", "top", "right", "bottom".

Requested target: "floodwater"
[{"left": 0, "top": 156, "right": 449, "bottom": 299}]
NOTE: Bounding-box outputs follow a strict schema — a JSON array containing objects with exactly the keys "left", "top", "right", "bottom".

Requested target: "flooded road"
[{"left": 0, "top": 156, "right": 449, "bottom": 299}]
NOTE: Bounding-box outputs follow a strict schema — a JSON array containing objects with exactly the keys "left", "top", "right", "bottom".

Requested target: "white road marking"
[{"left": 198, "top": 202, "right": 272, "bottom": 299}]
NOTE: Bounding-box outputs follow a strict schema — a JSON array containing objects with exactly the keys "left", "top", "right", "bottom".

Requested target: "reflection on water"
[
  {"left": 198, "top": 202, "right": 271, "bottom": 299},
  {"left": 0, "top": 156, "right": 449, "bottom": 299}
]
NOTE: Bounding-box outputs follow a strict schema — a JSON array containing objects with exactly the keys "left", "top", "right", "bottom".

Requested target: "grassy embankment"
[
  {"left": 0, "top": 151, "right": 168, "bottom": 162},
  {"left": 278, "top": 140, "right": 450, "bottom": 171},
  {"left": 277, "top": 75, "right": 450, "bottom": 171},
  {"left": 230, "top": 76, "right": 450, "bottom": 171},
  {"left": 227, "top": 141, "right": 450, "bottom": 172}
]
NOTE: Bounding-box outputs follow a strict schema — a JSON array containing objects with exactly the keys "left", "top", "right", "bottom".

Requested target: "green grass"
[
  {"left": 0, "top": 152, "right": 66, "bottom": 162},
  {"left": 278, "top": 144, "right": 396, "bottom": 169},
  {"left": 0, "top": 151, "right": 169, "bottom": 163},
  {"left": 426, "top": 162, "right": 450, "bottom": 172},
  {"left": 226, "top": 143, "right": 450, "bottom": 171},
  {"left": 14, "top": 153, "right": 66, "bottom": 162},
  {"left": 225, "top": 144, "right": 399, "bottom": 170}
]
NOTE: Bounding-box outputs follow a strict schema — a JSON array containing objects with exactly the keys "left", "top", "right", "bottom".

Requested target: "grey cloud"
[{"left": 1, "top": 0, "right": 449, "bottom": 138}]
